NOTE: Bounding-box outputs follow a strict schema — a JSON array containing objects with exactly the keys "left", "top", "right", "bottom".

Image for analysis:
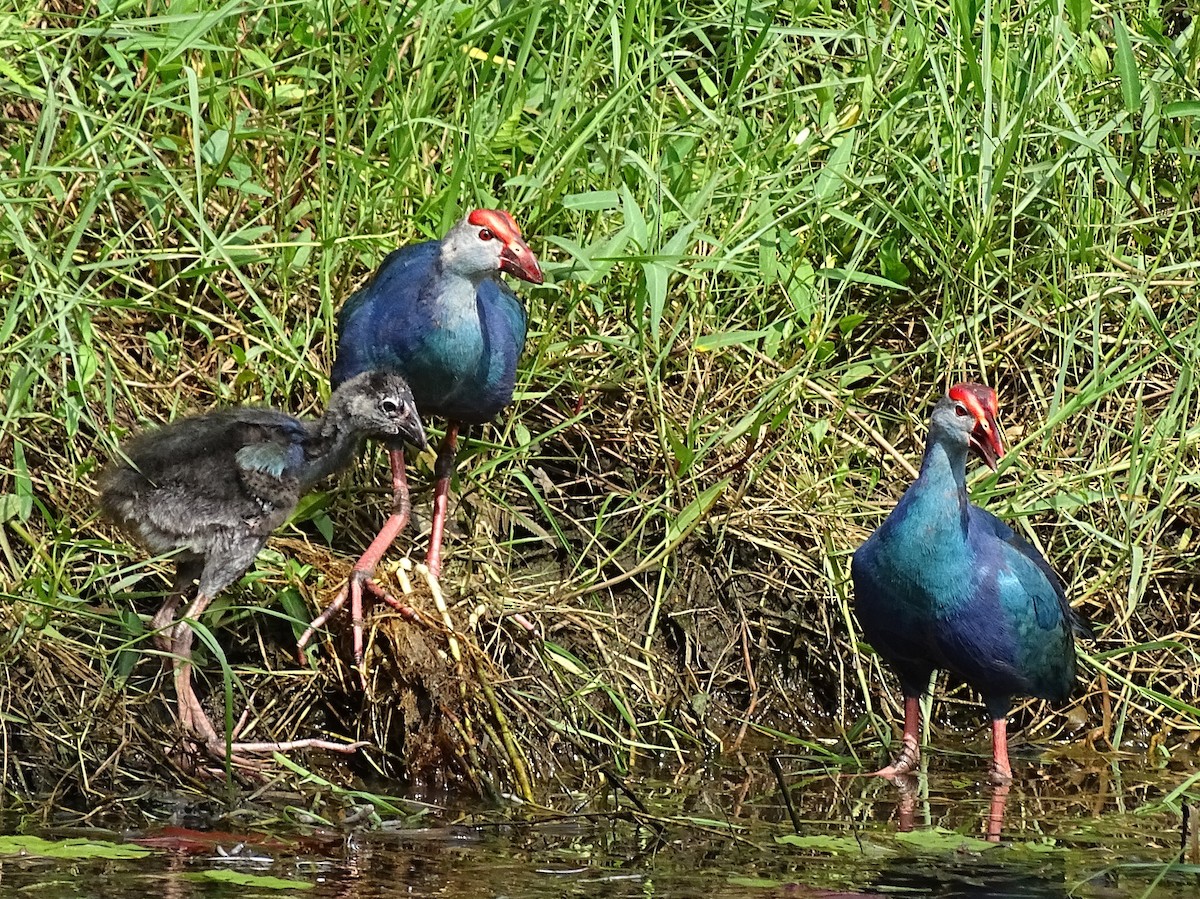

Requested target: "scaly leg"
[
  {"left": 298, "top": 449, "right": 421, "bottom": 676},
  {"left": 171, "top": 593, "right": 366, "bottom": 769},
  {"left": 426, "top": 423, "right": 460, "bottom": 580},
  {"left": 872, "top": 694, "right": 921, "bottom": 778},
  {"left": 989, "top": 717, "right": 1013, "bottom": 784},
  {"left": 986, "top": 782, "right": 1011, "bottom": 842},
  {"left": 151, "top": 559, "right": 202, "bottom": 653}
]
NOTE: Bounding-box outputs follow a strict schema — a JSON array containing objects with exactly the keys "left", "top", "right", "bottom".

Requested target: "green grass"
[{"left": 2, "top": 0, "right": 1199, "bottom": 802}]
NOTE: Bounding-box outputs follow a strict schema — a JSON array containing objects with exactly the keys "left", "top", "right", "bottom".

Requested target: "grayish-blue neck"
[
  {"left": 300, "top": 415, "right": 368, "bottom": 488},
  {"left": 918, "top": 426, "right": 969, "bottom": 489}
]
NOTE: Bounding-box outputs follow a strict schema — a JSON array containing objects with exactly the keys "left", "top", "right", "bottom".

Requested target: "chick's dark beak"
[{"left": 397, "top": 404, "right": 428, "bottom": 451}]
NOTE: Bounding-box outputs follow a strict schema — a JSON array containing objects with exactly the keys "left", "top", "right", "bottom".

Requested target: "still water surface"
[{"left": 1, "top": 747, "right": 1195, "bottom": 898}]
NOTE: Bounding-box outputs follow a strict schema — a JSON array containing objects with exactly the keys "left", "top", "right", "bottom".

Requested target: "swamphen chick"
[
  {"left": 851, "top": 383, "right": 1091, "bottom": 783},
  {"left": 100, "top": 372, "right": 426, "bottom": 767},
  {"left": 302, "top": 209, "right": 543, "bottom": 667}
]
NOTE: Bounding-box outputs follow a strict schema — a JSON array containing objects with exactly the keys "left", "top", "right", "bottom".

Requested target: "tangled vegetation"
[{"left": 1, "top": 0, "right": 1198, "bottom": 811}]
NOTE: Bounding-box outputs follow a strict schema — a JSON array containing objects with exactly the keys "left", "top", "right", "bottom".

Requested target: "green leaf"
[
  {"left": 726, "top": 876, "right": 784, "bottom": 888},
  {"left": 562, "top": 190, "right": 620, "bottom": 211},
  {"left": 1164, "top": 101, "right": 1200, "bottom": 118},
  {"left": 0, "top": 494, "right": 20, "bottom": 524},
  {"left": 893, "top": 827, "right": 996, "bottom": 853},
  {"left": 694, "top": 330, "right": 768, "bottom": 352},
  {"left": 814, "top": 133, "right": 855, "bottom": 203},
  {"left": 12, "top": 442, "right": 32, "bottom": 521},
  {"left": 775, "top": 833, "right": 871, "bottom": 854},
  {"left": 819, "top": 268, "right": 908, "bottom": 291},
  {"left": 1112, "top": 16, "right": 1141, "bottom": 115},
  {"left": 0, "top": 836, "right": 152, "bottom": 859},
  {"left": 196, "top": 869, "right": 313, "bottom": 889},
  {"left": 1064, "top": 0, "right": 1090, "bottom": 34},
  {"left": 879, "top": 235, "right": 910, "bottom": 286},
  {"left": 666, "top": 479, "right": 729, "bottom": 546}
]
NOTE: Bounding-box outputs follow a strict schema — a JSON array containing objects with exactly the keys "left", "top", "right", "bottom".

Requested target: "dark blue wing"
[
  {"left": 969, "top": 505, "right": 1092, "bottom": 638},
  {"left": 331, "top": 241, "right": 440, "bottom": 388}
]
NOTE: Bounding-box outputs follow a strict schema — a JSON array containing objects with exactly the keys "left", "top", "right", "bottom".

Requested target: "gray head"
[
  {"left": 327, "top": 372, "right": 427, "bottom": 450},
  {"left": 928, "top": 382, "right": 1006, "bottom": 470},
  {"left": 438, "top": 209, "right": 544, "bottom": 284}
]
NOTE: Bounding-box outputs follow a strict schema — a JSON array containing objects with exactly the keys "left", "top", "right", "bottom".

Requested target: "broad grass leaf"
[
  {"left": 726, "top": 875, "right": 784, "bottom": 888},
  {"left": 694, "top": 330, "right": 768, "bottom": 352},
  {"left": 1112, "top": 16, "right": 1141, "bottom": 115},
  {"left": 545, "top": 641, "right": 589, "bottom": 677},
  {"left": 667, "top": 479, "right": 729, "bottom": 546},
  {"left": 1164, "top": 101, "right": 1200, "bottom": 118},
  {"left": 563, "top": 190, "right": 620, "bottom": 211},
  {"left": 1064, "top": 0, "right": 1091, "bottom": 33},
  {"left": 819, "top": 268, "right": 907, "bottom": 291},
  {"left": 12, "top": 442, "right": 32, "bottom": 521},
  {"left": 814, "top": 134, "right": 855, "bottom": 203}
]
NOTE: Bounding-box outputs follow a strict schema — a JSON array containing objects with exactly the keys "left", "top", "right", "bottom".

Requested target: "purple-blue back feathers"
[{"left": 332, "top": 241, "right": 529, "bottom": 424}]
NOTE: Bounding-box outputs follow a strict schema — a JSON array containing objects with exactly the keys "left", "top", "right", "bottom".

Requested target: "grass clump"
[{"left": 2, "top": 0, "right": 1199, "bottom": 808}]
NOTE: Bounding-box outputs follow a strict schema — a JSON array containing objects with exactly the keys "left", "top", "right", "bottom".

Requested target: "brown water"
[{"left": 1, "top": 747, "right": 1196, "bottom": 898}]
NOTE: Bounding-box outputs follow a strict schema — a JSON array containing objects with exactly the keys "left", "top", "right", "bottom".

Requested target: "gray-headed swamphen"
[
  {"left": 300, "top": 209, "right": 543, "bottom": 666},
  {"left": 851, "top": 383, "right": 1092, "bottom": 783},
  {"left": 100, "top": 372, "right": 426, "bottom": 767}
]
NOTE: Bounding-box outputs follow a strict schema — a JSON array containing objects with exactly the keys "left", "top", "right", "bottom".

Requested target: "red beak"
[
  {"left": 500, "top": 238, "right": 543, "bottom": 285},
  {"left": 969, "top": 414, "right": 1005, "bottom": 470}
]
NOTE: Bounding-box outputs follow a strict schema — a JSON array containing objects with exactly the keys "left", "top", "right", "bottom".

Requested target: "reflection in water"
[
  {"left": 0, "top": 750, "right": 1191, "bottom": 899},
  {"left": 871, "top": 854, "right": 1071, "bottom": 898}
]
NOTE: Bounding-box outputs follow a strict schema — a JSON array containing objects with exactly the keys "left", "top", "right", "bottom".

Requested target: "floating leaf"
[
  {"left": 196, "top": 869, "right": 313, "bottom": 889},
  {"left": 776, "top": 834, "right": 869, "bottom": 854},
  {"left": 0, "top": 835, "right": 152, "bottom": 859},
  {"left": 727, "top": 875, "right": 785, "bottom": 887},
  {"left": 893, "top": 827, "right": 996, "bottom": 853}
]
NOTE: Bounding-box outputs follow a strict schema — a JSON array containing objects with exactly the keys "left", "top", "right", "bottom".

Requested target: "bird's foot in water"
[
  {"left": 988, "top": 762, "right": 1013, "bottom": 785},
  {"left": 871, "top": 734, "right": 920, "bottom": 779}
]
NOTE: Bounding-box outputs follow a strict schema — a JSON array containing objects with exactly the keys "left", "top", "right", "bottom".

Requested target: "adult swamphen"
[
  {"left": 100, "top": 372, "right": 426, "bottom": 768},
  {"left": 851, "top": 383, "right": 1091, "bottom": 783},
  {"left": 300, "top": 209, "right": 543, "bottom": 667}
]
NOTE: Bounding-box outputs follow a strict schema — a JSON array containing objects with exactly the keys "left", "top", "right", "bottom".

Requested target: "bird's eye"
[
  {"left": 954, "top": 404, "right": 968, "bottom": 417},
  {"left": 479, "top": 228, "right": 495, "bottom": 241},
  {"left": 381, "top": 399, "right": 399, "bottom": 414}
]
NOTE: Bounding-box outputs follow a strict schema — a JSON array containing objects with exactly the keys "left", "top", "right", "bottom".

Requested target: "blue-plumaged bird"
[
  {"left": 308, "top": 209, "right": 542, "bottom": 665},
  {"left": 851, "top": 383, "right": 1091, "bottom": 782},
  {"left": 100, "top": 372, "right": 426, "bottom": 766}
]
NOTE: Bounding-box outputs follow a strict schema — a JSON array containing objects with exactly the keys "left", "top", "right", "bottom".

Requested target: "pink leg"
[
  {"left": 872, "top": 695, "right": 921, "bottom": 778},
  {"left": 990, "top": 717, "right": 1013, "bottom": 784},
  {"left": 986, "top": 783, "right": 1010, "bottom": 842},
  {"left": 297, "top": 450, "right": 421, "bottom": 673},
  {"left": 171, "top": 593, "right": 366, "bottom": 769},
  {"left": 895, "top": 776, "right": 917, "bottom": 832},
  {"left": 151, "top": 593, "right": 185, "bottom": 653},
  {"left": 426, "top": 424, "right": 460, "bottom": 580}
]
